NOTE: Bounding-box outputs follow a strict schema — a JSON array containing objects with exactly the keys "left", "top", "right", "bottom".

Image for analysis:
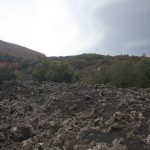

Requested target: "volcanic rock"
[{"left": 0, "top": 81, "right": 150, "bottom": 150}]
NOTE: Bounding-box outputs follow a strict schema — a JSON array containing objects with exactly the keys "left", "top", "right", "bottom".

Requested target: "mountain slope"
[{"left": 0, "top": 40, "right": 46, "bottom": 60}]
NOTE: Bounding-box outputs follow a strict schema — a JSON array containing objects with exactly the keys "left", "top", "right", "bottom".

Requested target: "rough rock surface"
[{"left": 0, "top": 81, "right": 150, "bottom": 150}]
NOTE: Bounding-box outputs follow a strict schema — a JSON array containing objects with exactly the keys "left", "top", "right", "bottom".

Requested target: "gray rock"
[
  {"left": 0, "top": 132, "right": 5, "bottom": 142},
  {"left": 53, "top": 134, "right": 67, "bottom": 146},
  {"left": 105, "top": 117, "right": 115, "bottom": 126},
  {"left": 84, "top": 95, "right": 93, "bottom": 100},
  {"left": 10, "top": 123, "right": 34, "bottom": 141},
  {"left": 20, "top": 138, "right": 34, "bottom": 150},
  {"left": 145, "top": 135, "right": 150, "bottom": 144},
  {"left": 113, "top": 112, "right": 125, "bottom": 121},
  {"left": 112, "top": 138, "right": 127, "bottom": 150}
]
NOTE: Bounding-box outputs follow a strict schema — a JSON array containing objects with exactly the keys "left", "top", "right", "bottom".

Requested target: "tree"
[
  {"left": 32, "top": 61, "right": 77, "bottom": 83},
  {"left": 32, "top": 61, "right": 48, "bottom": 81}
]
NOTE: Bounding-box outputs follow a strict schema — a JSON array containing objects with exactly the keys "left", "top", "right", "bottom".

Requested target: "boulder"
[
  {"left": 0, "top": 132, "right": 5, "bottom": 142},
  {"left": 10, "top": 123, "right": 34, "bottom": 141}
]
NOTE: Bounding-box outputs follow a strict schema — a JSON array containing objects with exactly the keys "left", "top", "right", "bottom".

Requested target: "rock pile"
[{"left": 0, "top": 81, "right": 150, "bottom": 150}]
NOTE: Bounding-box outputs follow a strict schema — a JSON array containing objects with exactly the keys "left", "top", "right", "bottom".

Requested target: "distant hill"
[
  {"left": 0, "top": 40, "right": 46, "bottom": 60},
  {"left": 48, "top": 53, "right": 105, "bottom": 61}
]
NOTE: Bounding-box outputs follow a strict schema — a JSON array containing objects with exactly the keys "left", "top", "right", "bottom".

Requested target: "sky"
[{"left": 0, "top": 0, "right": 150, "bottom": 56}]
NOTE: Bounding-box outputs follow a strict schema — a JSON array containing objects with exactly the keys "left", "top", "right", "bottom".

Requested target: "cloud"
[
  {"left": 66, "top": 0, "right": 150, "bottom": 55},
  {"left": 69, "top": 0, "right": 150, "bottom": 55},
  {"left": 32, "top": 0, "right": 77, "bottom": 55},
  {"left": 0, "top": 0, "right": 149, "bottom": 56}
]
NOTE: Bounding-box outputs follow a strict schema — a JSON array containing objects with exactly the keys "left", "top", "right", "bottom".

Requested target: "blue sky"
[{"left": 0, "top": 0, "right": 150, "bottom": 56}]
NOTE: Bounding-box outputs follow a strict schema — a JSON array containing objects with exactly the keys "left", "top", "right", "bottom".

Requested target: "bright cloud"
[{"left": 0, "top": 0, "right": 149, "bottom": 56}]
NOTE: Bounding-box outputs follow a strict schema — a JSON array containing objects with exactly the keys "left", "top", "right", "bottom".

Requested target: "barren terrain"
[{"left": 0, "top": 81, "right": 150, "bottom": 150}]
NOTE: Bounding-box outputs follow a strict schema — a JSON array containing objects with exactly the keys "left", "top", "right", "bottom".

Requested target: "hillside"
[
  {"left": 0, "top": 40, "right": 46, "bottom": 60},
  {"left": 47, "top": 54, "right": 150, "bottom": 87},
  {"left": 0, "top": 42, "right": 149, "bottom": 88}
]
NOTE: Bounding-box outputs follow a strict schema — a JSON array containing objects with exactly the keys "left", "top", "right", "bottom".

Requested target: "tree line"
[{"left": 0, "top": 53, "right": 150, "bottom": 88}]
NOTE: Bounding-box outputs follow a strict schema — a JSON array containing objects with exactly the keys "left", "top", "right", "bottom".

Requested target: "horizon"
[
  {"left": 0, "top": 0, "right": 150, "bottom": 56},
  {"left": 0, "top": 39, "right": 149, "bottom": 57}
]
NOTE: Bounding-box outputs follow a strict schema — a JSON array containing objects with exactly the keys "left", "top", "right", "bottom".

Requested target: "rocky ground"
[{"left": 0, "top": 81, "right": 150, "bottom": 150}]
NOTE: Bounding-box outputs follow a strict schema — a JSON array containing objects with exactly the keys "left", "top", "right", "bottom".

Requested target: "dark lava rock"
[
  {"left": 10, "top": 123, "right": 34, "bottom": 142},
  {"left": 0, "top": 132, "right": 5, "bottom": 142},
  {"left": 0, "top": 81, "right": 150, "bottom": 150},
  {"left": 84, "top": 95, "right": 93, "bottom": 100},
  {"left": 20, "top": 138, "right": 34, "bottom": 150}
]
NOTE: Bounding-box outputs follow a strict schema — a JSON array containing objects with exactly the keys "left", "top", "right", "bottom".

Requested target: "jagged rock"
[
  {"left": 130, "top": 111, "right": 144, "bottom": 120},
  {"left": 20, "top": 138, "right": 34, "bottom": 150},
  {"left": 10, "top": 123, "right": 34, "bottom": 141},
  {"left": 24, "top": 104, "right": 33, "bottom": 113},
  {"left": 0, "top": 81, "right": 149, "bottom": 150},
  {"left": 95, "top": 84, "right": 100, "bottom": 89},
  {"left": 49, "top": 121, "right": 61, "bottom": 132},
  {"left": 145, "top": 135, "right": 150, "bottom": 144},
  {"left": 87, "top": 142, "right": 111, "bottom": 150},
  {"left": 96, "top": 142, "right": 111, "bottom": 150},
  {"left": 105, "top": 117, "right": 115, "bottom": 126},
  {"left": 113, "top": 112, "right": 125, "bottom": 121},
  {"left": 73, "top": 144, "right": 88, "bottom": 150},
  {"left": 112, "top": 138, "right": 127, "bottom": 150},
  {"left": 109, "top": 123, "right": 123, "bottom": 132},
  {"left": 53, "top": 134, "right": 67, "bottom": 146},
  {"left": 33, "top": 143, "right": 44, "bottom": 150},
  {"left": 0, "top": 132, "right": 5, "bottom": 142},
  {"left": 84, "top": 95, "right": 93, "bottom": 100}
]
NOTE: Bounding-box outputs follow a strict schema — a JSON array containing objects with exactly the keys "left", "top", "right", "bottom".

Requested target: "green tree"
[
  {"left": 32, "top": 61, "right": 48, "bottom": 81},
  {"left": 32, "top": 61, "right": 77, "bottom": 83}
]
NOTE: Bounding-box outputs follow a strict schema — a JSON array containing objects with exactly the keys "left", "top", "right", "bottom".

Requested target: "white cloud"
[
  {"left": 0, "top": 0, "right": 78, "bottom": 56},
  {"left": 0, "top": 0, "right": 108, "bottom": 56},
  {"left": 0, "top": 0, "right": 149, "bottom": 56},
  {"left": 31, "top": 0, "right": 78, "bottom": 56}
]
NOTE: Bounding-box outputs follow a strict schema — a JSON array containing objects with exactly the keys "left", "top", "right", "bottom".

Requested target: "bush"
[
  {"left": 32, "top": 55, "right": 150, "bottom": 87},
  {"left": 32, "top": 61, "right": 48, "bottom": 81},
  {"left": 32, "top": 61, "right": 77, "bottom": 83},
  {"left": 84, "top": 58, "right": 150, "bottom": 88},
  {"left": 15, "top": 70, "right": 23, "bottom": 80}
]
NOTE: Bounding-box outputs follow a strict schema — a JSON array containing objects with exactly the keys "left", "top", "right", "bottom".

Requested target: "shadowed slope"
[{"left": 0, "top": 40, "right": 46, "bottom": 60}]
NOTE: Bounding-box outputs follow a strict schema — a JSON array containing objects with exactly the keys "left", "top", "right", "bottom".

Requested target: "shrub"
[
  {"left": 91, "top": 59, "right": 150, "bottom": 88},
  {"left": 32, "top": 61, "right": 48, "bottom": 81},
  {"left": 32, "top": 61, "right": 77, "bottom": 83},
  {"left": 32, "top": 55, "right": 150, "bottom": 87}
]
